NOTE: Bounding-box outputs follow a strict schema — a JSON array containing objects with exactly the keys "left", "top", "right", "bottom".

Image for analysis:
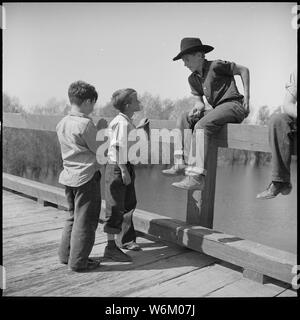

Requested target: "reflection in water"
[{"left": 31, "top": 161, "right": 297, "bottom": 254}]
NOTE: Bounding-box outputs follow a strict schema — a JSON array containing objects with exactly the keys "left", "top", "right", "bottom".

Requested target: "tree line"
[{"left": 3, "top": 92, "right": 284, "bottom": 184}]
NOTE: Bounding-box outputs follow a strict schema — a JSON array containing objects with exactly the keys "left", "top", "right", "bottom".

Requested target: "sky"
[{"left": 2, "top": 2, "right": 298, "bottom": 111}]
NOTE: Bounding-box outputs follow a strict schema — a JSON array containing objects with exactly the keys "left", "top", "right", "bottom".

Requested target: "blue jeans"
[
  {"left": 178, "top": 99, "right": 247, "bottom": 175},
  {"left": 58, "top": 171, "right": 101, "bottom": 270},
  {"left": 269, "top": 113, "right": 297, "bottom": 183}
]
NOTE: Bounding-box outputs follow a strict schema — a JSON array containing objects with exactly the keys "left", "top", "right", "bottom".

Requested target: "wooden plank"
[
  {"left": 3, "top": 192, "right": 64, "bottom": 216},
  {"left": 133, "top": 209, "right": 297, "bottom": 284},
  {"left": 3, "top": 210, "right": 65, "bottom": 228},
  {"left": 3, "top": 112, "right": 297, "bottom": 153},
  {"left": 3, "top": 206, "right": 67, "bottom": 239},
  {"left": 187, "top": 140, "right": 218, "bottom": 227},
  {"left": 3, "top": 224, "right": 105, "bottom": 253},
  {"left": 3, "top": 220, "right": 63, "bottom": 239},
  {"left": 3, "top": 182, "right": 297, "bottom": 285},
  {"left": 200, "top": 142, "right": 218, "bottom": 228},
  {"left": 2, "top": 113, "right": 173, "bottom": 132},
  {"left": 205, "top": 277, "right": 288, "bottom": 297},
  {"left": 2, "top": 191, "right": 291, "bottom": 297},
  {"left": 3, "top": 113, "right": 63, "bottom": 131},
  {"left": 128, "top": 262, "right": 243, "bottom": 297},
  {"left": 215, "top": 124, "right": 297, "bottom": 154},
  {"left": 215, "top": 124, "right": 269, "bottom": 152},
  {"left": 2, "top": 113, "right": 111, "bottom": 132},
  {"left": 243, "top": 268, "right": 265, "bottom": 283},
  {"left": 276, "top": 289, "right": 298, "bottom": 297},
  {"left": 3, "top": 205, "right": 64, "bottom": 219},
  {"left": 3, "top": 192, "right": 37, "bottom": 204},
  {"left": 3, "top": 173, "right": 105, "bottom": 212},
  {"left": 3, "top": 208, "right": 65, "bottom": 226},
  {"left": 3, "top": 233, "right": 108, "bottom": 280},
  {"left": 37, "top": 198, "right": 51, "bottom": 206},
  {"left": 3, "top": 173, "right": 68, "bottom": 207},
  {"left": 31, "top": 251, "right": 215, "bottom": 297},
  {"left": 3, "top": 201, "right": 50, "bottom": 214},
  {"left": 3, "top": 177, "right": 297, "bottom": 285},
  {"left": 3, "top": 193, "right": 194, "bottom": 297},
  {"left": 3, "top": 237, "right": 196, "bottom": 296}
]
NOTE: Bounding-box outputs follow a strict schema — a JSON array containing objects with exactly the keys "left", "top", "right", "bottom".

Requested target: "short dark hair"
[
  {"left": 68, "top": 81, "right": 98, "bottom": 106},
  {"left": 111, "top": 88, "right": 136, "bottom": 112}
]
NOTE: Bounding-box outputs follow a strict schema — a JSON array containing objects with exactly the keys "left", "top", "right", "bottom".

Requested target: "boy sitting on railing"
[
  {"left": 56, "top": 80, "right": 101, "bottom": 272},
  {"left": 103, "top": 88, "right": 144, "bottom": 262},
  {"left": 163, "top": 37, "right": 250, "bottom": 190}
]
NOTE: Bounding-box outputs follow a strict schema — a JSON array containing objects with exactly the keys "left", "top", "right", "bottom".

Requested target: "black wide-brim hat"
[{"left": 173, "top": 37, "right": 214, "bottom": 61}]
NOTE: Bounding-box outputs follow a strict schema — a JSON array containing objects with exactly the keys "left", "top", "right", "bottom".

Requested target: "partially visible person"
[
  {"left": 56, "top": 80, "right": 101, "bottom": 272},
  {"left": 103, "top": 88, "right": 144, "bottom": 262},
  {"left": 257, "top": 70, "right": 297, "bottom": 199}
]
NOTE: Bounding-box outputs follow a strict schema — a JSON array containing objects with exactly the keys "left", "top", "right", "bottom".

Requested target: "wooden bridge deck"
[{"left": 2, "top": 189, "right": 296, "bottom": 297}]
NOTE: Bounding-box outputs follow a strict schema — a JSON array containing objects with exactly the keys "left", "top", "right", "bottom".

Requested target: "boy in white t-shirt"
[{"left": 103, "top": 88, "right": 144, "bottom": 262}]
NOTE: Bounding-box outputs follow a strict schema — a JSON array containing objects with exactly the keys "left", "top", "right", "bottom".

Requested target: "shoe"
[
  {"left": 121, "top": 241, "right": 142, "bottom": 251},
  {"left": 68, "top": 258, "right": 101, "bottom": 272},
  {"left": 162, "top": 164, "right": 186, "bottom": 176},
  {"left": 172, "top": 175, "right": 205, "bottom": 191},
  {"left": 256, "top": 182, "right": 292, "bottom": 200},
  {"left": 104, "top": 245, "right": 132, "bottom": 262}
]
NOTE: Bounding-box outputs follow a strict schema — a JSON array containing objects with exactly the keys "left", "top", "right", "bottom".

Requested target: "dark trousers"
[
  {"left": 104, "top": 163, "right": 137, "bottom": 245},
  {"left": 179, "top": 99, "right": 247, "bottom": 175},
  {"left": 58, "top": 171, "right": 101, "bottom": 270},
  {"left": 269, "top": 113, "right": 297, "bottom": 183}
]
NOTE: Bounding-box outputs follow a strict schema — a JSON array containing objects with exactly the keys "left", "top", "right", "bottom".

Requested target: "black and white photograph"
[{"left": 1, "top": 1, "right": 298, "bottom": 304}]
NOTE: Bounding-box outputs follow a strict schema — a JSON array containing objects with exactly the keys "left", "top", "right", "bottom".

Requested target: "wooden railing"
[
  {"left": 3, "top": 112, "right": 297, "bottom": 228},
  {"left": 2, "top": 112, "right": 297, "bottom": 285}
]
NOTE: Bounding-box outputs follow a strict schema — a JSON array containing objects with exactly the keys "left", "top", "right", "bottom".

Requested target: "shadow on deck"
[{"left": 2, "top": 189, "right": 296, "bottom": 297}]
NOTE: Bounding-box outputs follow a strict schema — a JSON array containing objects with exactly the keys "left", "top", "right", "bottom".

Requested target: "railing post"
[{"left": 186, "top": 140, "right": 218, "bottom": 228}]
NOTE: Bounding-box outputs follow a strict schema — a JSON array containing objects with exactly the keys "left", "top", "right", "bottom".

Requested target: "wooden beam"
[
  {"left": 3, "top": 173, "right": 106, "bottom": 214},
  {"left": 214, "top": 124, "right": 270, "bottom": 152},
  {"left": 132, "top": 209, "right": 296, "bottom": 285},
  {"left": 243, "top": 268, "right": 265, "bottom": 284},
  {"left": 199, "top": 141, "right": 218, "bottom": 228},
  {"left": 3, "top": 113, "right": 64, "bottom": 132},
  {"left": 3, "top": 173, "right": 68, "bottom": 209},
  {"left": 185, "top": 142, "right": 218, "bottom": 228},
  {"left": 2, "top": 173, "right": 296, "bottom": 285},
  {"left": 3, "top": 112, "right": 297, "bottom": 154},
  {"left": 2, "top": 113, "right": 112, "bottom": 132}
]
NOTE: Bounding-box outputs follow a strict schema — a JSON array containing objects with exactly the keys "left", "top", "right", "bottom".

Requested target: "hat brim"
[{"left": 172, "top": 45, "right": 214, "bottom": 61}]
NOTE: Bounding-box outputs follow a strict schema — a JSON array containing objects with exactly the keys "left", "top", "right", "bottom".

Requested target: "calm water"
[{"left": 40, "top": 161, "right": 297, "bottom": 254}]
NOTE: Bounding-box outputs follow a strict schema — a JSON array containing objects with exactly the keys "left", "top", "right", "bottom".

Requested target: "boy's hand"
[
  {"left": 188, "top": 107, "right": 200, "bottom": 117},
  {"left": 120, "top": 167, "right": 131, "bottom": 186},
  {"left": 136, "top": 118, "right": 150, "bottom": 140},
  {"left": 188, "top": 106, "right": 204, "bottom": 119},
  {"left": 96, "top": 118, "right": 108, "bottom": 131},
  {"left": 136, "top": 118, "right": 149, "bottom": 129},
  {"left": 188, "top": 99, "right": 205, "bottom": 118}
]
